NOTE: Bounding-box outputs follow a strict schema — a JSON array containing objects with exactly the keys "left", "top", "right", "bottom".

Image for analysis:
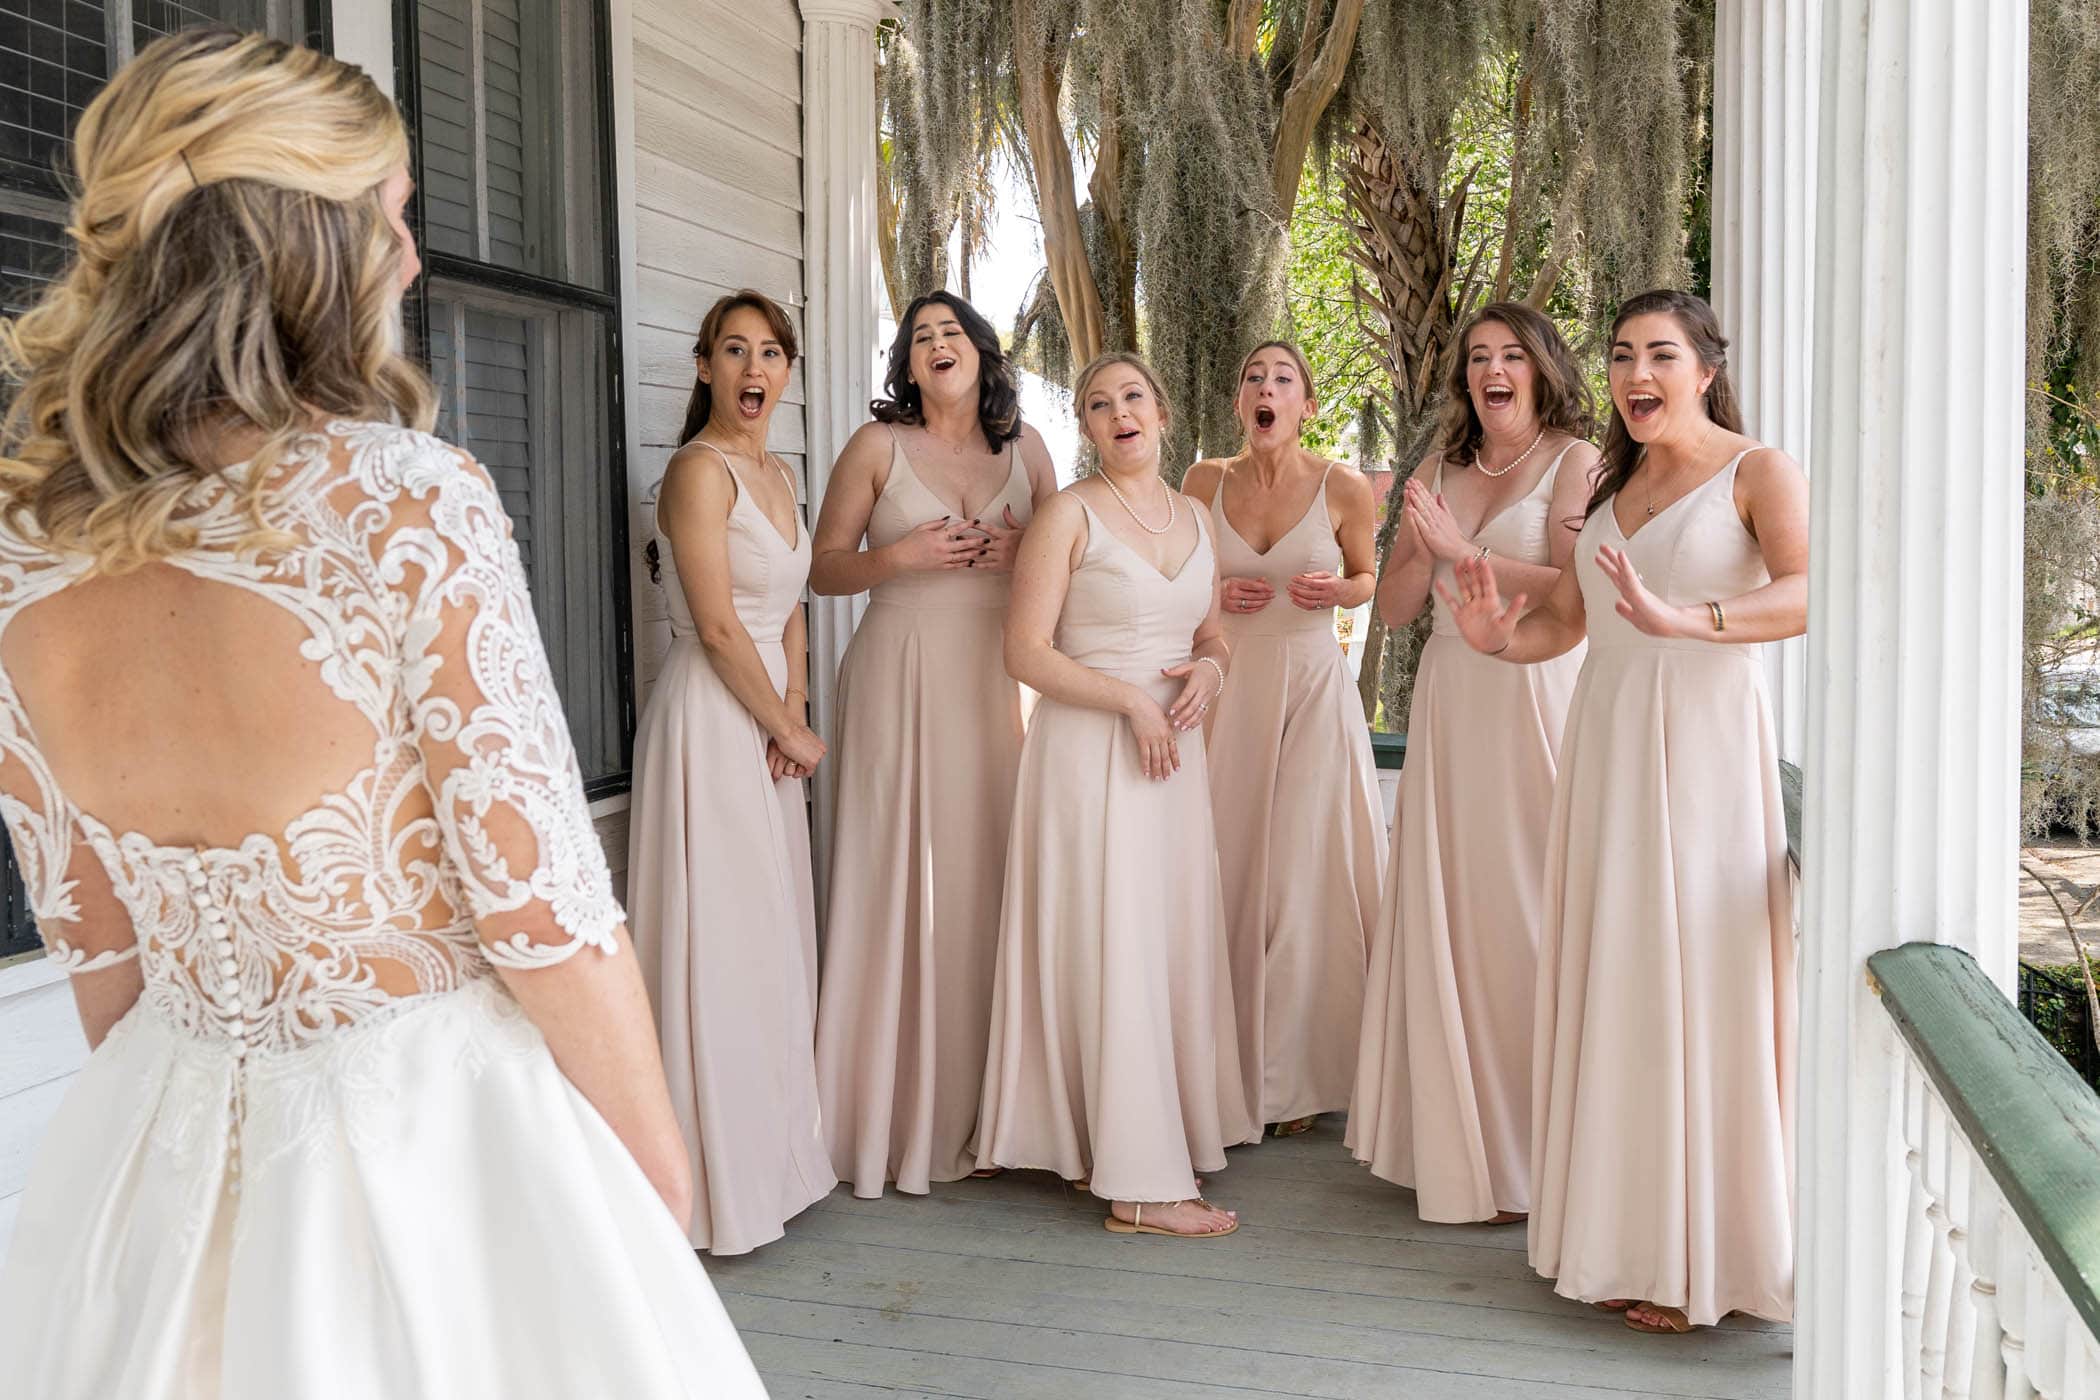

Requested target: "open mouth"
[
  {"left": 1254, "top": 406, "right": 1276, "bottom": 431},
  {"left": 1113, "top": 427, "right": 1141, "bottom": 443},
  {"left": 738, "top": 387, "right": 766, "bottom": 419},
  {"left": 1482, "top": 385, "right": 1514, "bottom": 409},
  {"left": 1626, "top": 392, "right": 1663, "bottom": 424},
  {"left": 931, "top": 354, "right": 958, "bottom": 374}
]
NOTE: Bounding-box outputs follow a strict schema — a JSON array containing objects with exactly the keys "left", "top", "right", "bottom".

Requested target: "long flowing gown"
[
  {"left": 1206, "top": 466, "right": 1383, "bottom": 1125},
  {"left": 975, "top": 497, "right": 1259, "bottom": 1202},
  {"left": 0, "top": 422, "right": 765, "bottom": 1398},
  {"left": 1529, "top": 447, "right": 1795, "bottom": 1325},
  {"left": 627, "top": 442, "right": 836, "bottom": 1255},
  {"left": 1346, "top": 447, "right": 1585, "bottom": 1221},
  {"left": 815, "top": 429, "right": 1033, "bottom": 1195}
]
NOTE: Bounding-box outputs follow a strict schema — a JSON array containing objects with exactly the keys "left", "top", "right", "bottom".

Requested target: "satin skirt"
[{"left": 0, "top": 977, "right": 766, "bottom": 1399}]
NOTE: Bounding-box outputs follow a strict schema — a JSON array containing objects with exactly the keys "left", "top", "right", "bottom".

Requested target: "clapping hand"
[
  {"left": 1594, "top": 545, "right": 1691, "bottom": 638},
  {"left": 1402, "top": 479, "right": 1472, "bottom": 563},
  {"left": 1433, "top": 554, "right": 1526, "bottom": 657}
]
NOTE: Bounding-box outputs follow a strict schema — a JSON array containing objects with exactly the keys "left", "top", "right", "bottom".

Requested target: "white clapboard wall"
[
  {"left": 623, "top": 0, "right": 806, "bottom": 718},
  {"left": 0, "top": 958, "right": 86, "bottom": 1252}
]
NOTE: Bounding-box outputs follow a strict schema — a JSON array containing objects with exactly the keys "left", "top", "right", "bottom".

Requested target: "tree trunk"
[
  {"left": 1269, "top": 0, "right": 1368, "bottom": 220},
  {"left": 1342, "top": 118, "right": 1464, "bottom": 723},
  {"left": 1088, "top": 97, "right": 1139, "bottom": 350},
  {"left": 1013, "top": 0, "right": 1106, "bottom": 366}
]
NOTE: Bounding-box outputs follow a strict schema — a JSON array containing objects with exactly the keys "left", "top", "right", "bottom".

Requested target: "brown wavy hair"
[
  {"left": 1585, "top": 289, "right": 1744, "bottom": 518},
  {"left": 1434, "top": 301, "right": 1594, "bottom": 470},
  {"left": 677, "top": 288, "right": 799, "bottom": 447},
  {"left": 648, "top": 288, "right": 800, "bottom": 583},
  {"left": 871, "top": 290, "right": 1021, "bottom": 449},
  {"left": 0, "top": 28, "right": 430, "bottom": 570}
]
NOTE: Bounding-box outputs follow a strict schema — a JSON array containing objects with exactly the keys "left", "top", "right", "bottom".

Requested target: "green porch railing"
[
  {"left": 1868, "top": 942, "right": 2100, "bottom": 1350},
  {"left": 1369, "top": 731, "right": 1406, "bottom": 771}
]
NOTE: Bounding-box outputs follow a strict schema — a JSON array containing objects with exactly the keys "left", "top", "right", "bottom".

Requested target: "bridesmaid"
[
  {"left": 811, "top": 291, "right": 1057, "bottom": 1197},
  {"left": 627, "top": 289, "right": 837, "bottom": 1254},
  {"left": 1444, "top": 290, "right": 1807, "bottom": 1332},
  {"left": 1346, "top": 302, "right": 1598, "bottom": 1224},
  {"left": 1181, "top": 342, "right": 1381, "bottom": 1136},
  {"left": 976, "top": 352, "right": 1258, "bottom": 1238}
]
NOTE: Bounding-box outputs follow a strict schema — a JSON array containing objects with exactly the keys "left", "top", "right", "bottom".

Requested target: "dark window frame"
[{"left": 392, "top": 0, "right": 635, "bottom": 800}]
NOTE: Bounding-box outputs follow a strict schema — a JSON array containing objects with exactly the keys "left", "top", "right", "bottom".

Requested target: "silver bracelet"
[{"left": 1198, "top": 656, "right": 1226, "bottom": 693}]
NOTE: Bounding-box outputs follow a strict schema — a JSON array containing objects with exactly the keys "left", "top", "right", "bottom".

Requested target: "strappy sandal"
[
  {"left": 1623, "top": 1303, "right": 1696, "bottom": 1334},
  {"left": 968, "top": 1167, "right": 1005, "bottom": 1179},
  {"left": 1103, "top": 1199, "right": 1240, "bottom": 1239},
  {"left": 1593, "top": 1299, "right": 1636, "bottom": 1313},
  {"left": 1269, "top": 1116, "right": 1318, "bottom": 1137}
]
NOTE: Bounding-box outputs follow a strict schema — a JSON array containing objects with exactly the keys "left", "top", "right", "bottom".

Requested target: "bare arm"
[
  {"left": 660, "top": 450, "right": 815, "bottom": 757},
  {"left": 1017, "top": 423, "right": 1061, "bottom": 507},
  {"left": 1004, "top": 493, "right": 1142, "bottom": 715},
  {"left": 401, "top": 454, "right": 691, "bottom": 1221},
  {"left": 1593, "top": 446, "right": 1809, "bottom": 643},
  {"left": 1442, "top": 546, "right": 1590, "bottom": 663},
  {"left": 1287, "top": 465, "right": 1376, "bottom": 611},
  {"left": 808, "top": 423, "right": 985, "bottom": 595}
]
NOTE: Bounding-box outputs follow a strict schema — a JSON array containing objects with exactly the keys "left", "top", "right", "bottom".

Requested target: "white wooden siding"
[
  {"left": 623, "top": 0, "right": 806, "bottom": 706},
  {"left": 0, "top": 958, "right": 88, "bottom": 1253}
]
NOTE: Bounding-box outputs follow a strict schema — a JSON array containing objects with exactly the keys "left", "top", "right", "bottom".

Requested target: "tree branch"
[
  {"left": 1013, "top": 0, "right": 1106, "bottom": 365},
  {"left": 1269, "top": 0, "right": 1367, "bottom": 218},
  {"left": 1226, "top": 0, "right": 1264, "bottom": 60}
]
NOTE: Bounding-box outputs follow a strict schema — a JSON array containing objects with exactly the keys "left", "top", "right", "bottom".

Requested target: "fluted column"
[
  {"left": 800, "top": 0, "right": 890, "bottom": 919},
  {"left": 1711, "top": 0, "right": 1817, "bottom": 762},
  {"left": 1796, "top": 2, "right": 2028, "bottom": 1395}
]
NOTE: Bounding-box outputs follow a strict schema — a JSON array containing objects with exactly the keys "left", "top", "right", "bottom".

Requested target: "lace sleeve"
[
  {"left": 0, "top": 703, "right": 136, "bottom": 972},
  {"left": 387, "top": 446, "right": 622, "bottom": 969}
]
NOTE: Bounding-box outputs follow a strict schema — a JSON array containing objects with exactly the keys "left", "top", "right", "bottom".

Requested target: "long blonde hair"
[{"left": 0, "top": 28, "right": 435, "bottom": 569}]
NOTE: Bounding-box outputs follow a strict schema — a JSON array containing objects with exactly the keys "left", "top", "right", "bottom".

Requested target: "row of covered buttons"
[{"left": 182, "top": 852, "right": 249, "bottom": 1051}]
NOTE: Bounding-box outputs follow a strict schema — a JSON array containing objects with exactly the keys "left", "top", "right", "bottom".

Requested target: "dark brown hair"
[
  {"left": 1434, "top": 301, "right": 1594, "bottom": 469},
  {"left": 871, "top": 291, "right": 1021, "bottom": 448},
  {"left": 679, "top": 288, "right": 799, "bottom": 446},
  {"left": 648, "top": 289, "right": 799, "bottom": 583},
  {"left": 1585, "top": 289, "right": 1744, "bottom": 518}
]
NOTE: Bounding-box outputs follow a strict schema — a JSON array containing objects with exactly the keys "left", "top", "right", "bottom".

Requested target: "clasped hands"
[
  {"left": 891, "top": 506, "right": 1027, "bottom": 573},
  {"left": 1222, "top": 572, "right": 1347, "bottom": 615}
]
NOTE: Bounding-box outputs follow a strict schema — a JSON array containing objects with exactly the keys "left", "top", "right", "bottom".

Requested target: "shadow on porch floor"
[{"left": 706, "top": 1119, "right": 1793, "bottom": 1399}]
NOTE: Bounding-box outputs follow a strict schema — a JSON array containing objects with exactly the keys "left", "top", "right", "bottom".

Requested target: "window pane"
[
  {"left": 131, "top": 0, "right": 267, "bottom": 56},
  {"left": 413, "top": 0, "right": 603, "bottom": 289},
  {"left": 426, "top": 282, "right": 623, "bottom": 785},
  {"left": 0, "top": 0, "right": 109, "bottom": 191}
]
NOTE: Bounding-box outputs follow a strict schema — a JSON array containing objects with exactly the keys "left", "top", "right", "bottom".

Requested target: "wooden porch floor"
[{"left": 706, "top": 1120, "right": 1793, "bottom": 1399}]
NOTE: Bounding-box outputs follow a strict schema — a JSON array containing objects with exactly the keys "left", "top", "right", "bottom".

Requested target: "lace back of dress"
[{"left": 0, "top": 423, "right": 622, "bottom": 1055}]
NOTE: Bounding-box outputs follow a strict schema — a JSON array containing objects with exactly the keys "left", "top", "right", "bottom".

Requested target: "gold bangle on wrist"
[{"left": 1707, "top": 601, "right": 1726, "bottom": 634}]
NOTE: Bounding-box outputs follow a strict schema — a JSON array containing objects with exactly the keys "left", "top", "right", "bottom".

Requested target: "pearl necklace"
[
  {"left": 1476, "top": 427, "right": 1545, "bottom": 479},
  {"left": 1101, "top": 472, "right": 1177, "bottom": 535}
]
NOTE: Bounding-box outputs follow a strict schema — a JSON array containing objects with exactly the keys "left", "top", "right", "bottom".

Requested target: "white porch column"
[
  {"left": 1797, "top": 1, "right": 2027, "bottom": 1395},
  {"left": 1710, "top": 0, "right": 1817, "bottom": 762},
  {"left": 800, "top": 0, "right": 889, "bottom": 920}
]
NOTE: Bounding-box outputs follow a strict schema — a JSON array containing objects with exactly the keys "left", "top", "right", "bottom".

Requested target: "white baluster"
[
  {"left": 2026, "top": 1246, "right": 2066, "bottom": 1400},
  {"left": 1921, "top": 1096, "right": 1958, "bottom": 1391},
  {"left": 1963, "top": 1164, "right": 2006, "bottom": 1400},
  {"left": 1940, "top": 1138, "right": 1981, "bottom": 1398},
  {"left": 1905, "top": 1063, "right": 1935, "bottom": 1393},
  {"left": 1998, "top": 1195, "right": 2034, "bottom": 1400}
]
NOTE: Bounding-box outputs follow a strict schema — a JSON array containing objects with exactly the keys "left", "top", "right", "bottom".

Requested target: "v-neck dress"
[
  {"left": 1205, "top": 466, "right": 1383, "bottom": 1126},
  {"left": 975, "top": 494, "right": 1259, "bottom": 1202},
  {"left": 626, "top": 443, "right": 837, "bottom": 1255},
  {"left": 1346, "top": 445, "right": 1585, "bottom": 1221},
  {"left": 1527, "top": 448, "right": 1794, "bottom": 1324},
  {"left": 816, "top": 426, "right": 1035, "bottom": 1197}
]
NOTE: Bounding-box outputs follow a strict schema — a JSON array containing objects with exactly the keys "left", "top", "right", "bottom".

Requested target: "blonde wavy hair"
[{"left": 0, "top": 27, "right": 435, "bottom": 569}]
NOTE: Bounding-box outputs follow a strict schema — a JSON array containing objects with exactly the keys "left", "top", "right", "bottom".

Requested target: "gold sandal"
[
  {"left": 1102, "top": 1199, "right": 1240, "bottom": 1239},
  {"left": 1623, "top": 1303, "right": 1696, "bottom": 1334}
]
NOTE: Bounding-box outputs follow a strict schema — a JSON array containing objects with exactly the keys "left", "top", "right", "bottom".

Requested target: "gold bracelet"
[{"left": 1707, "top": 601, "right": 1725, "bottom": 634}]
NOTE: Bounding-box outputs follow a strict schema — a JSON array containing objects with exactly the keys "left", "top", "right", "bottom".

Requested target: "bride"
[{"left": 0, "top": 29, "right": 764, "bottom": 1397}]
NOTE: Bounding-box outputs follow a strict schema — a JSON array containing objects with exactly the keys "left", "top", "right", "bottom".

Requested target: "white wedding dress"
[{"left": 0, "top": 422, "right": 766, "bottom": 1398}]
